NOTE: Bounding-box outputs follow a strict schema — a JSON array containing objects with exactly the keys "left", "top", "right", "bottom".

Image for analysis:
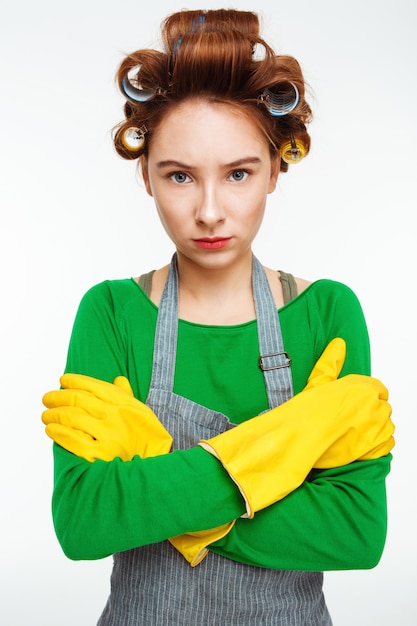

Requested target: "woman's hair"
[{"left": 113, "top": 9, "right": 312, "bottom": 172}]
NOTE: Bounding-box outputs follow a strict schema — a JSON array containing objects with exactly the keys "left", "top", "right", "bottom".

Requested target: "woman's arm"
[
  {"left": 210, "top": 455, "right": 392, "bottom": 571},
  {"left": 49, "top": 279, "right": 392, "bottom": 568},
  {"left": 50, "top": 281, "right": 247, "bottom": 560},
  {"left": 52, "top": 443, "right": 245, "bottom": 560},
  {"left": 207, "top": 281, "right": 392, "bottom": 570}
]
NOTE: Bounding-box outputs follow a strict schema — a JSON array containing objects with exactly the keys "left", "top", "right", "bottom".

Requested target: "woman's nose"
[{"left": 195, "top": 184, "right": 226, "bottom": 227}]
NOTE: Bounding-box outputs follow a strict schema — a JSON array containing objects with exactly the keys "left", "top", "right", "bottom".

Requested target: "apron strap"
[
  {"left": 148, "top": 254, "right": 179, "bottom": 392},
  {"left": 148, "top": 253, "right": 294, "bottom": 408},
  {"left": 252, "top": 256, "right": 294, "bottom": 408}
]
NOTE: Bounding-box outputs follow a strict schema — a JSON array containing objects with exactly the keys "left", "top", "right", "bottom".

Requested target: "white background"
[{"left": 1, "top": 0, "right": 416, "bottom": 624}]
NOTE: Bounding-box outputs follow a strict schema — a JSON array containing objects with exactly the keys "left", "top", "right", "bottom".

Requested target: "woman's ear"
[
  {"left": 141, "top": 156, "right": 153, "bottom": 196},
  {"left": 268, "top": 156, "right": 280, "bottom": 194}
]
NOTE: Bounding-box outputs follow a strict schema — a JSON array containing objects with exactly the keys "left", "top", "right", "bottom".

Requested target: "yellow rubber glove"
[
  {"left": 42, "top": 374, "right": 173, "bottom": 461},
  {"left": 199, "top": 338, "right": 395, "bottom": 518},
  {"left": 41, "top": 373, "right": 229, "bottom": 565},
  {"left": 169, "top": 337, "right": 347, "bottom": 565},
  {"left": 168, "top": 523, "right": 236, "bottom": 567},
  {"left": 303, "top": 336, "right": 346, "bottom": 391}
]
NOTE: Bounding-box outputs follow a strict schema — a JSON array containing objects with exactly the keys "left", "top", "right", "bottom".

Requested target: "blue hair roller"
[{"left": 260, "top": 82, "right": 300, "bottom": 116}]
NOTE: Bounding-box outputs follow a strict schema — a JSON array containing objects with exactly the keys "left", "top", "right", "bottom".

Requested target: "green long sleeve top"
[{"left": 51, "top": 275, "right": 392, "bottom": 570}]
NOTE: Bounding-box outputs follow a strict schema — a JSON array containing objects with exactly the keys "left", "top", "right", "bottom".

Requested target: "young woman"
[{"left": 42, "top": 9, "right": 394, "bottom": 625}]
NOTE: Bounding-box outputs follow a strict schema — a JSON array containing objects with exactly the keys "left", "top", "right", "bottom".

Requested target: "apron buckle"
[{"left": 258, "top": 351, "right": 292, "bottom": 371}]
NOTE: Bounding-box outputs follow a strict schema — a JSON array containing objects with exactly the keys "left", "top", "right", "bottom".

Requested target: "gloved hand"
[
  {"left": 42, "top": 374, "right": 173, "bottom": 461},
  {"left": 199, "top": 338, "right": 395, "bottom": 518},
  {"left": 42, "top": 373, "right": 228, "bottom": 565},
  {"left": 169, "top": 523, "right": 236, "bottom": 567},
  {"left": 170, "top": 337, "right": 349, "bottom": 565},
  {"left": 303, "top": 336, "right": 346, "bottom": 391}
]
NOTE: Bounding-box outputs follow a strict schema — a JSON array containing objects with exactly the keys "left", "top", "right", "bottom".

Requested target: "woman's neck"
[
  {"left": 178, "top": 258, "right": 255, "bottom": 325},
  {"left": 148, "top": 251, "right": 284, "bottom": 325}
]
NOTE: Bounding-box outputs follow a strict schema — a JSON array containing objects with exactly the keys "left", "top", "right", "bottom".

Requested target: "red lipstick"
[{"left": 193, "top": 237, "right": 232, "bottom": 250}]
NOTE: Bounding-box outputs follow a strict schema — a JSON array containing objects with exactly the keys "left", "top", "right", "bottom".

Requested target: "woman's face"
[{"left": 142, "top": 99, "right": 279, "bottom": 272}]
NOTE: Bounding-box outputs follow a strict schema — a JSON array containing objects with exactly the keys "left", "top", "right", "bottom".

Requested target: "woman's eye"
[
  {"left": 170, "top": 172, "right": 191, "bottom": 184},
  {"left": 229, "top": 169, "right": 248, "bottom": 182}
]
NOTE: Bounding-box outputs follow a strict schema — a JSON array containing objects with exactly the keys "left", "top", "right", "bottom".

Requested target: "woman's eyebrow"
[
  {"left": 156, "top": 160, "right": 193, "bottom": 169},
  {"left": 155, "top": 156, "right": 262, "bottom": 169},
  {"left": 226, "top": 157, "right": 262, "bottom": 167}
]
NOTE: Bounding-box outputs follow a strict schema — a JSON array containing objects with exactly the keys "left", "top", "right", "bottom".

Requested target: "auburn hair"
[{"left": 113, "top": 9, "right": 312, "bottom": 172}]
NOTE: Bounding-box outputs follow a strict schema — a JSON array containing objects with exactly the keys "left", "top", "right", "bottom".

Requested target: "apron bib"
[{"left": 98, "top": 255, "right": 332, "bottom": 626}]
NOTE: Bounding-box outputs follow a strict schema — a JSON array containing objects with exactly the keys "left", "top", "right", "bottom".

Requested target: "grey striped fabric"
[
  {"left": 252, "top": 257, "right": 294, "bottom": 409},
  {"left": 97, "top": 254, "right": 332, "bottom": 625}
]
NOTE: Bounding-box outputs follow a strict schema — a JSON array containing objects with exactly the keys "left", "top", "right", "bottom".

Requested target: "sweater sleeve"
[
  {"left": 210, "top": 455, "right": 392, "bottom": 571},
  {"left": 52, "top": 444, "right": 245, "bottom": 560},
  {"left": 51, "top": 281, "right": 246, "bottom": 560}
]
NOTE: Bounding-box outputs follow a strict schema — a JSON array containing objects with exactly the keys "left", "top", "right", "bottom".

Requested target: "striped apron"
[{"left": 97, "top": 254, "right": 332, "bottom": 625}]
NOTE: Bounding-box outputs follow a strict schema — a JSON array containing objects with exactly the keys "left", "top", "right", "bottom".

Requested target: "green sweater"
[{"left": 51, "top": 276, "right": 391, "bottom": 570}]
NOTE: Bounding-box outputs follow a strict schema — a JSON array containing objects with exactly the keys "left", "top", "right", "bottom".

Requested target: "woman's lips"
[{"left": 193, "top": 237, "right": 232, "bottom": 250}]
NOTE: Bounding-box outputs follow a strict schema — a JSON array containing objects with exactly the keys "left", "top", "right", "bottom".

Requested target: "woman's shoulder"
[
  {"left": 279, "top": 271, "right": 357, "bottom": 300},
  {"left": 76, "top": 277, "right": 150, "bottom": 317},
  {"left": 80, "top": 277, "right": 139, "bottom": 299},
  {"left": 294, "top": 276, "right": 311, "bottom": 295},
  {"left": 285, "top": 275, "right": 363, "bottom": 313},
  {"left": 280, "top": 272, "right": 311, "bottom": 298},
  {"left": 278, "top": 269, "right": 354, "bottom": 301}
]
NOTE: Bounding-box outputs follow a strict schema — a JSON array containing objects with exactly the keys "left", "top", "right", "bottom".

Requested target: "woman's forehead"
[{"left": 150, "top": 99, "right": 269, "bottom": 152}]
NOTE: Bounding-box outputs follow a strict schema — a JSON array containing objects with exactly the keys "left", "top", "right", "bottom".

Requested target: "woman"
[{"left": 42, "top": 9, "right": 394, "bottom": 625}]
